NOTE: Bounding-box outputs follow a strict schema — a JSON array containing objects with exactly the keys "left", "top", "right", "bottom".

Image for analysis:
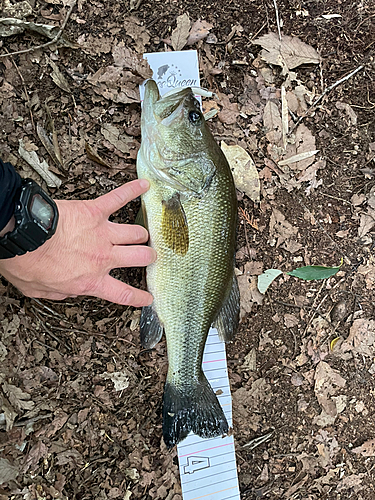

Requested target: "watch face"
[{"left": 30, "top": 194, "right": 54, "bottom": 230}]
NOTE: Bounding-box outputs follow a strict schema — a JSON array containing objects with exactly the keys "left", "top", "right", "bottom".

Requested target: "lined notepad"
[{"left": 140, "top": 50, "right": 240, "bottom": 500}]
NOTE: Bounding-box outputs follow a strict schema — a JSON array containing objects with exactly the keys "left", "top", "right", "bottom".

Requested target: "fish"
[{"left": 136, "top": 80, "right": 239, "bottom": 448}]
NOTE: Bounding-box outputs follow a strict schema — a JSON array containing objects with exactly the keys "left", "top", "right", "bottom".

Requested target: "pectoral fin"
[
  {"left": 213, "top": 272, "right": 240, "bottom": 342},
  {"left": 140, "top": 303, "right": 163, "bottom": 349},
  {"left": 161, "top": 193, "right": 189, "bottom": 256}
]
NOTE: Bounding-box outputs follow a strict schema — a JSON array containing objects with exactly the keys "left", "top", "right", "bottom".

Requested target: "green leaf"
[
  {"left": 258, "top": 269, "right": 283, "bottom": 294},
  {"left": 288, "top": 260, "right": 342, "bottom": 281}
]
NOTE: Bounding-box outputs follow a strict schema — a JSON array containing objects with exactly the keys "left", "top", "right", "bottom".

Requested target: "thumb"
[{"left": 94, "top": 179, "right": 149, "bottom": 217}]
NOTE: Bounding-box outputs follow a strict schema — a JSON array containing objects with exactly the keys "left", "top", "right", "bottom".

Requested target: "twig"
[
  {"left": 272, "top": 0, "right": 282, "bottom": 41},
  {"left": 249, "top": 21, "right": 267, "bottom": 43},
  {"left": 289, "top": 65, "right": 364, "bottom": 134},
  {"left": 0, "top": 0, "right": 77, "bottom": 58}
]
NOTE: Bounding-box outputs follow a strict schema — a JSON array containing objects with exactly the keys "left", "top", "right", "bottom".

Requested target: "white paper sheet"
[{"left": 140, "top": 50, "right": 240, "bottom": 500}]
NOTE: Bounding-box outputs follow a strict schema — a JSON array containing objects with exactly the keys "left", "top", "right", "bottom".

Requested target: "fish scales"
[{"left": 137, "top": 80, "right": 239, "bottom": 448}]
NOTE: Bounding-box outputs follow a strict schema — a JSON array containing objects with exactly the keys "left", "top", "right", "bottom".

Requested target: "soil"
[{"left": 1, "top": 0, "right": 375, "bottom": 499}]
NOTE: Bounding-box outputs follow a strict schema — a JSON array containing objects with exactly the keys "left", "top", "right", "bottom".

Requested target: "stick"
[
  {"left": 289, "top": 65, "right": 364, "bottom": 134},
  {"left": 0, "top": 0, "right": 77, "bottom": 58},
  {"left": 272, "top": 0, "right": 282, "bottom": 41}
]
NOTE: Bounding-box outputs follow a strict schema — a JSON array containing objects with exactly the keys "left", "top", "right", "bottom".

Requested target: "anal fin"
[
  {"left": 140, "top": 304, "right": 163, "bottom": 349},
  {"left": 213, "top": 272, "right": 240, "bottom": 342}
]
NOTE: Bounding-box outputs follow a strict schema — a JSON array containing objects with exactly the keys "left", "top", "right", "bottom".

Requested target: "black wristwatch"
[{"left": 0, "top": 179, "right": 59, "bottom": 259}]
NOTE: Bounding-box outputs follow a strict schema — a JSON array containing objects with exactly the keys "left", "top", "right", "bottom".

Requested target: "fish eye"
[{"left": 188, "top": 110, "right": 202, "bottom": 125}]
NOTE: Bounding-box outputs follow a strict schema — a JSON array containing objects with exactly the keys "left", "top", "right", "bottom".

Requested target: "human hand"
[{"left": 0, "top": 179, "right": 156, "bottom": 306}]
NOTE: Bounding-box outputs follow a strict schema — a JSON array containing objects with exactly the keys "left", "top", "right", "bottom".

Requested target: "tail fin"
[{"left": 162, "top": 374, "right": 228, "bottom": 449}]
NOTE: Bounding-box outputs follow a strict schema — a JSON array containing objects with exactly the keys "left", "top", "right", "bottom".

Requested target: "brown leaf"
[
  {"left": 23, "top": 441, "right": 48, "bottom": 473},
  {"left": 282, "top": 124, "right": 317, "bottom": 170},
  {"left": 112, "top": 42, "right": 152, "bottom": 79},
  {"left": 101, "top": 124, "right": 134, "bottom": 155},
  {"left": 336, "top": 473, "right": 366, "bottom": 492},
  {"left": 45, "top": 410, "right": 69, "bottom": 438},
  {"left": 263, "top": 100, "right": 282, "bottom": 143},
  {"left": 352, "top": 439, "right": 375, "bottom": 457},
  {"left": 217, "top": 93, "right": 239, "bottom": 125},
  {"left": 0, "top": 458, "right": 20, "bottom": 485},
  {"left": 171, "top": 13, "right": 191, "bottom": 51},
  {"left": 269, "top": 208, "right": 298, "bottom": 247},
  {"left": 284, "top": 313, "right": 299, "bottom": 328},
  {"left": 123, "top": 16, "right": 150, "bottom": 53},
  {"left": 49, "top": 58, "right": 71, "bottom": 93},
  {"left": 2, "top": 382, "right": 35, "bottom": 412},
  {"left": 253, "top": 32, "right": 321, "bottom": 74},
  {"left": 336, "top": 101, "right": 357, "bottom": 126},
  {"left": 186, "top": 19, "right": 213, "bottom": 45},
  {"left": 358, "top": 210, "right": 375, "bottom": 238},
  {"left": 313, "top": 361, "right": 346, "bottom": 426}
]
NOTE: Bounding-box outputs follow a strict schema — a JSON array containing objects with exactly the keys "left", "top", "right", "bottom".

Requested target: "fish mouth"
[{"left": 143, "top": 80, "right": 194, "bottom": 124}]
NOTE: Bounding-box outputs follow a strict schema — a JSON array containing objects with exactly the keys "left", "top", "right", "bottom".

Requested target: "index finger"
[{"left": 94, "top": 179, "right": 149, "bottom": 218}]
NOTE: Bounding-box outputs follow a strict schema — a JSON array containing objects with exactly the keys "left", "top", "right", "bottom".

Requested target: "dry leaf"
[
  {"left": 49, "top": 58, "right": 71, "bottom": 93},
  {"left": 19, "top": 138, "right": 62, "bottom": 188},
  {"left": 0, "top": 458, "right": 19, "bottom": 485},
  {"left": 278, "top": 149, "right": 319, "bottom": 166},
  {"left": 336, "top": 101, "right": 357, "bottom": 126},
  {"left": 0, "top": 18, "right": 77, "bottom": 48},
  {"left": 112, "top": 42, "right": 152, "bottom": 79},
  {"left": 217, "top": 93, "right": 239, "bottom": 124},
  {"left": 284, "top": 313, "right": 299, "bottom": 328},
  {"left": 221, "top": 141, "right": 260, "bottom": 202},
  {"left": 336, "top": 474, "right": 366, "bottom": 493},
  {"left": 23, "top": 441, "right": 48, "bottom": 473},
  {"left": 269, "top": 208, "right": 298, "bottom": 247},
  {"left": 100, "top": 371, "right": 130, "bottom": 391},
  {"left": 2, "top": 382, "right": 35, "bottom": 412},
  {"left": 171, "top": 13, "right": 191, "bottom": 51},
  {"left": 37, "top": 124, "right": 63, "bottom": 168},
  {"left": 263, "top": 100, "right": 282, "bottom": 144},
  {"left": 253, "top": 32, "right": 321, "bottom": 74},
  {"left": 87, "top": 43, "right": 151, "bottom": 104},
  {"left": 237, "top": 273, "right": 254, "bottom": 320},
  {"left": 187, "top": 19, "right": 213, "bottom": 45},
  {"left": 101, "top": 124, "right": 133, "bottom": 155},
  {"left": 1, "top": 0, "right": 32, "bottom": 18},
  {"left": 123, "top": 16, "right": 150, "bottom": 53},
  {"left": 358, "top": 211, "right": 375, "bottom": 238},
  {"left": 352, "top": 439, "right": 375, "bottom": 457},
  {"left": 85, "top": 143, "right": 112, "bottom": 168},
  {"left": 283, "top": 124, "right": 317, "bottom": 170},
  {"left": 313, "top": 361, "right": 346, "bottom": 426}
]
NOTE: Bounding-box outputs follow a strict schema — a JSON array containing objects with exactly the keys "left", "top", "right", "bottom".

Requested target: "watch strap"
[
  {"left": 0, "top": 179, "right": 59, "bottom": 260},
  {"left": 0, "top": 221, "right": 50, "bottom": 259}
]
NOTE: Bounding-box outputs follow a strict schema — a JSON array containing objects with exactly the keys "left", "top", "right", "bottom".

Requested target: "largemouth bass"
[{"left": 137, "top": 80, "right": 239, "bottom": 448}]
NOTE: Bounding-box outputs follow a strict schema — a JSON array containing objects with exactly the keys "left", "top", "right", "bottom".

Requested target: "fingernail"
[{"left": 139, "top": 179, "right": 149, "bottom": 189}]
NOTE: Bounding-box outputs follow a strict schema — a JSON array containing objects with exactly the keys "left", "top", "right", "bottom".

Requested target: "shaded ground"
[{"left": 1, "top": 0, "right": 375, "bottom": 499}]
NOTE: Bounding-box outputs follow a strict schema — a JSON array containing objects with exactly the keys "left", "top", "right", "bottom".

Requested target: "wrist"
[{"left": 0, "top": 217, "right": 15, "bottom": 237}]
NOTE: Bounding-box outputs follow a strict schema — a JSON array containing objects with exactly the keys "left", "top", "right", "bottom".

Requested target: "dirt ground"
[{"left": 1, "top": 0, "right": 375, "bottom": 498}]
